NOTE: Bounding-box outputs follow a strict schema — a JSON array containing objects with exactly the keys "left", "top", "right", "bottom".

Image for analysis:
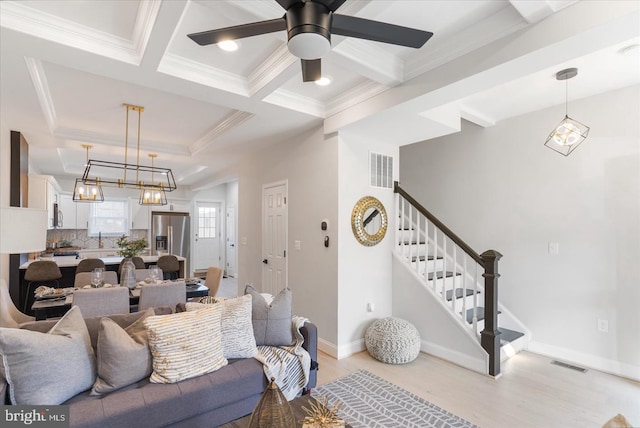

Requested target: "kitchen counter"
[{"left": 19, "top": 255, "right": 186, "bottom": 269}]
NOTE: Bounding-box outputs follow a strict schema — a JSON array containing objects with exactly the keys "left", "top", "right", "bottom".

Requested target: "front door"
[
  {"left": 262, "top": 181, "right": 287, "bottom": 295},
  {"left": 193, "top": 201, "right": 221, "bottom": 273},
  {"left": 225, "top": 206, "right": 236, "bottom": 277}
]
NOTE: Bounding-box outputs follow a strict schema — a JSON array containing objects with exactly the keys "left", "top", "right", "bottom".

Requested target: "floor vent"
[{"left": 551, "top": 360, "right": 588, "bottom": 373}]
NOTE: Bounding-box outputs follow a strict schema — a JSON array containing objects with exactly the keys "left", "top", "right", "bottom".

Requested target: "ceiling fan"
[{"left": 187, "top": 0, "right": 433, "bottom": 82}]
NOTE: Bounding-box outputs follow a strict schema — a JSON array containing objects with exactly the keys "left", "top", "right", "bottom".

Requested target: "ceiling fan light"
[
  {"left": 288, "top": 33, "right": 330, "bottom": 60},
  {"left": 315, "top": 76, "right": 332, "bottom": 86},
  {"left": 218, "top": 40, "right": 239, "bottom": 52}
]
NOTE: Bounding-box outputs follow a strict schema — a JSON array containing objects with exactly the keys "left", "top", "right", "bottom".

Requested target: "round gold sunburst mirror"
[{"left": 351, "top": 196, "right": 388, "bottom": 246}]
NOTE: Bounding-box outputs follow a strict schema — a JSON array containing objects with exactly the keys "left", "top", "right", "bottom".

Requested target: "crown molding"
[
  {"left": 404, "top": 6, "right": 528, "bottom": 81},
  {"left": 332, "top": 39, "right": 403, "bottom": 86},
  {"left": 53, "top": 127, "right": 191, "bottom": 156},
  {"left": 190, "top": 111, "right": 255, "bottom": 156},
  {"left": 24, "top": 57, "right": 57, "bottom": 134},
  {"left": 263, "top": 90, "right": 325, "bottom": 118},
  {"left": 132, "top": 0, "right": 162, "bottom": 58},
  {"left": 0, "top": 1, "right": 141, "bottom": 65},
  {"left": 248, "top": 44, "right": 298, "bottom": 96},
  {"left": 325, "top": 80, "right": 389, "bottom": 117},
  {"left": 158, "top": 53, "right": 249, "bottom": 96}
]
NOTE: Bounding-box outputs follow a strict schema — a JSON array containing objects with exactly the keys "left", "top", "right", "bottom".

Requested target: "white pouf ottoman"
[{"left": 365, "top": 317, "right": 421, "bottom": 364}]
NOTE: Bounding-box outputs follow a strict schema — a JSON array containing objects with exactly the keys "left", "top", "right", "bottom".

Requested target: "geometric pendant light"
[
  {"left": 73, "top": 144, "right": 104, "bottom": 202},
  {"left": 544, "top": 68, "right": 590, "bottom": 156},
  {"left": 139, "top": 154, "right": 168, "bottom": 206}
]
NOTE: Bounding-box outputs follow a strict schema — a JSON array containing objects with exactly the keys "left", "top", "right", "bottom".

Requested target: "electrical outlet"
[
  {"left": 597, "top": 318, "right": 609, "bottom": 333},
  {"left": 367, "top": 302, "right": 375, "bottom": 312},
  {"left": 548, "top": 242, "right": 559, "bottom": 255}
]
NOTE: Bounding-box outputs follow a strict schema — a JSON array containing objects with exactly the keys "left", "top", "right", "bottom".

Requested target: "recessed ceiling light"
[
  {"left": 315, "top": 76, "right": 332, "bottom": 86},
  {"left": 218, "top": 40, "right": 239, "bottom": 52}
]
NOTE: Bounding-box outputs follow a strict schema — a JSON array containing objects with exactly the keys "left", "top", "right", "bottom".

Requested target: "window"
[
  {"left": 89, "top": 199, "right": 130, "bottom": 237},
  {"left": 198, "top": 206, "right": 217, "bottom": 238}
]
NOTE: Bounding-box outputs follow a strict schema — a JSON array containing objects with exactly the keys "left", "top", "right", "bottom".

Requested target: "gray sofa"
[{"left": 14, "top": 309, "right": 318, "bottom": 428}]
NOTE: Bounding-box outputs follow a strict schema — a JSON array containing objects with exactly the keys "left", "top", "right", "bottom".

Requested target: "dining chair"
[
  {"left": 131, "top": 256, "right": 146, "bottom": 269},
  {"left": 76, "top": 258, "right": 106, "bottom": 274},
  {"left": 23, "top": 260, "right": 62, "bottom": 313},
  {"left": 74, "top": 271, "right": 118, "bottom": 288},
  {"left": 0, "top": 278, "right": 34, "bottom": 328},
  {"left": 204, "top": 266, "right": 223, "bottom": 297},
  {"left": 72, "top": 286, "right": 130, "bottom": 318},
  {"left": 138, "top": 281, "right": 186, "bottom": 312},
  {"left": 157, "top": 255, "right": 180, "bottom": 280}
]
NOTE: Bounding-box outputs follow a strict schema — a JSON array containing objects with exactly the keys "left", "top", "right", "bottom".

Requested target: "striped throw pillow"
[
  {"left": 144, "top": 305, "right": 227, "bottom": 383},
  {"left": 186, "top": 294, "right": 258, "bottom": 359}
]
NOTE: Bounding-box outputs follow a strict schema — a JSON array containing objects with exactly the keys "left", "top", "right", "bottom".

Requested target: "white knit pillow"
[
  {"left": 144, "top": 305, "right": 227, "bottom": 383},
  {"left": 186, "top": 294, "right": 258, "bottom": 359}
]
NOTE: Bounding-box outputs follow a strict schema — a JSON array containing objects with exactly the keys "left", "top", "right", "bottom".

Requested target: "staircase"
[{"left": 393, "top": 182, "right": 528, "bottom": 377}]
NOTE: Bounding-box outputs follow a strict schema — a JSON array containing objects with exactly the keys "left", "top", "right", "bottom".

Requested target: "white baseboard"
[
  {"left": 528, "top": 340, "right": 640, "bottom": 381},
  {"left": 421, "top": 340, "right": 488, "bottom": 374},
  {"left": 318, "top": 338, "right": 366, "bottom": 360}
]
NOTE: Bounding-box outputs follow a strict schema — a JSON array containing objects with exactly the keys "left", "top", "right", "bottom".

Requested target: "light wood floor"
[{"left": 316, "top": 350, "right": 640, "bottom": 428}]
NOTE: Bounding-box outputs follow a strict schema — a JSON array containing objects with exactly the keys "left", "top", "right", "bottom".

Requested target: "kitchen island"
[{"left": 19, "top": 255, "right": 186, "bottom": 314}]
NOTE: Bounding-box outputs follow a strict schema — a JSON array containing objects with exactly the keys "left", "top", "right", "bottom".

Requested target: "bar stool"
[
  {"left": 23, "top": 260, "right": 62, "bottom": 314},
  {"left": 76, "top": 258, "right": 105, "bottom": 273},
  {"left": 157, "top": 255, "right": 180, "bottom": 280}
]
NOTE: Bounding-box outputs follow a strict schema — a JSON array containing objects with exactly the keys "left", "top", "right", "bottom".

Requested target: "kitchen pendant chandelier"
[
  {"left": 544, "top": 68, "right": 590, "bottom": 156},
  {"left": 73, "top": 144, "right": 104, "bottom": 202},
  {"left": 81, "top": 104, "right": 177, "bottom": 191},
  {"left": 139, "top": 154, "right": 168, "bottom": 206}
]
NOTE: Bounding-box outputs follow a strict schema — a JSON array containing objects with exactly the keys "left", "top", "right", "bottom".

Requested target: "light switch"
[
  {"left": 241, "top": 237, "right": 248, "bottom": 245},
  {"left": 295, "top": 240, "right": 301, "bottom": 251},
  {"left": 548, "top": 242, "right": 559, "bottom": 255}
]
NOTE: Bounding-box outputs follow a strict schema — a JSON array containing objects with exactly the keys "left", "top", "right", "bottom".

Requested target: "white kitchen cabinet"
[
  {"left": 28, "top": 175, "right": 61, "bottom": 229},
  {"left": 76, "top": 203, "right": 90, "bottom": 229},
  {"left": 130, "top": 198, "right": 150, "bottom": 230},
  {"left": 57, "top": 194, "right": 76, "bottom": 229},
  {"left": 152, "top": 200, "right": 191, "bottom": 215}
]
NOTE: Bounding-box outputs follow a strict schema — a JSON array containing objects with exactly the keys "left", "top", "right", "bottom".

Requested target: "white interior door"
[
  {"left": 225, "top": 206, "right": 236, "bottom": 277},
  {"left": 262, "top": 181, "right": 287, "bottom": 295},
  {"left": 193, "top": 202, "right": 221, "bottom": 272}
]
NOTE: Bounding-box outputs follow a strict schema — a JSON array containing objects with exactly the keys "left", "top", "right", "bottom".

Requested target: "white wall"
[
  {"left": 399, "top": 85, "right": 640, "bottom": 380},
  {"left": 336, "top": 131, "right": 399, "bottom": 358},
  {"left": 235, "top": 126, "right": 341, "bottom": 346}
]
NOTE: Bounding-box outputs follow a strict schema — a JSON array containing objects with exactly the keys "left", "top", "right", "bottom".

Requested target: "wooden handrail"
[{"left": 394, "top": 181, "right": 482, "bottom": 264}]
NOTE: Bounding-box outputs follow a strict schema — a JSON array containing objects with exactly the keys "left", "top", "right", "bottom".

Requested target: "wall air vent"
[{"left": 370, "top": 152, "right": 393, "bottom": 189}]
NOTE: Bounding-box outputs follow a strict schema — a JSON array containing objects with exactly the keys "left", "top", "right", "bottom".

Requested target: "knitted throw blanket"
[{"left": 253, "top": 316, "right": 311, "bottom": 400}]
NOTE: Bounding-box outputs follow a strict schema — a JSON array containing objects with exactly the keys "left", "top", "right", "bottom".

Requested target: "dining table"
[{"left": 31, "top": 281, "right": 209, "bottom": 321}]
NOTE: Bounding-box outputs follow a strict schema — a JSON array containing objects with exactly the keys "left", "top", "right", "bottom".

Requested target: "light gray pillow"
[
  {"left": 0, "top": 306, "right": 96, "bottom": 404},
  {"left": 186, "top": 294, "right": 258, "bottom": 359},
  {"left": 91, "top": 308, "right": 155, "bottom": 395},
  {"left": 244, "top": 285, "right": 293, "bottom": 346}
]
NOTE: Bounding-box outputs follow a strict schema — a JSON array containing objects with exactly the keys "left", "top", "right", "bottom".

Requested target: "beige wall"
[{"left": 400, "top": 85, "right": 640, "bottom": 380}]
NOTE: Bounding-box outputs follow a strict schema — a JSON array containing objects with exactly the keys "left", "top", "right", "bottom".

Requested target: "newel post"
[{"left": 480, "top": 249, "right": 502, "bottom": 377}]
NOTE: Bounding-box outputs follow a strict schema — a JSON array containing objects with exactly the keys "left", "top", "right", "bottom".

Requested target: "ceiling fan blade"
[
  {"left": 275, "top": 0, "right": 303, "bottom": 10},
  {"left": 301, "top": 59, "right": 321, "bottom": 82},
  {"left": 332, "top": 14, "right": 433, "bottom": 49},
  {"left": 313, "top": 0, "right": 347, "bottom": 12},
  {"left": 187, "top": 18, "right": 286, "bottom": 46}
]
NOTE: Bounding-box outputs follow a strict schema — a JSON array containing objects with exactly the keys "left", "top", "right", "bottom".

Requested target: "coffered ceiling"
[{"left": 1, "top": 0, "right": 638, "bottom": 191}]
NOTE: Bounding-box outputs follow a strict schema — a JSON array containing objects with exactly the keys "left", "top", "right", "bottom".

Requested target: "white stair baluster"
[{"left": 473, "top": 263, "right": 479, "bottom": 335}]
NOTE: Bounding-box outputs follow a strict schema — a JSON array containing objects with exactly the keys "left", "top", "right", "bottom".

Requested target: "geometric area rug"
[{"left": 313, "top": 370, "right": 479, "bottom": 428}]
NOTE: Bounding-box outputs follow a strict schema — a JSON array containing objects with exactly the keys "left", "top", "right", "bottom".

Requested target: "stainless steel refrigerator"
[{"left": 151, "top": 211, "right": 190, "bottom": 273}]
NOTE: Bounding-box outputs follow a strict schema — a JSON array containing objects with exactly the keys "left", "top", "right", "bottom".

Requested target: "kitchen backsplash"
[{"left": 46, "top": 229, "right": 148, "bottom": 249}]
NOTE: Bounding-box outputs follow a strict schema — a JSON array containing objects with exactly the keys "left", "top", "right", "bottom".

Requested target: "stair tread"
[
  {"left": 427, "top": 271, "right": 461, "bottom": 281},
  {"left": 410, "top": 255, "right": 442, "bottom": 262},
  {"left": 499, "top": 327, "right": 524, "bottom": 344},
  {"left": 462, "top": 307, "right": 501, "bottom": 323},
  {"left": 445, "top": 288, "right": 478, "bottom": 301}
]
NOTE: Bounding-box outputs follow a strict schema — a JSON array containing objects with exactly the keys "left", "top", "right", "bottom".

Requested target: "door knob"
[{"left": 262, "top": 259, "right": 268, "bottom": 264}]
